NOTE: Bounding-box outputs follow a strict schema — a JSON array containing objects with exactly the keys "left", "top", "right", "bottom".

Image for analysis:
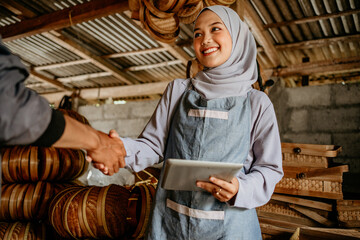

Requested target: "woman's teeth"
[{"left": 203, "top": 48, "right": 218, "bottom": 54}]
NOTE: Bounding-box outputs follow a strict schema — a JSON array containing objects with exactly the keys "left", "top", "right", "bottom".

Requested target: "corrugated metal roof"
[{"left": 0, "top": 0, "right": 359, "bottom": 103}]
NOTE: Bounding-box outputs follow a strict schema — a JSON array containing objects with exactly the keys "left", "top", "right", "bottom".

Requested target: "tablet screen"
[{"left": 161, "top": 159, "right": 243, "bottom": 191}]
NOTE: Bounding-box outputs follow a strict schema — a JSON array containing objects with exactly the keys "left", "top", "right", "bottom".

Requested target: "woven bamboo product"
[
  {"left": 178, "top": 0, "right": 203, "bottom": 24},
  {"left": 48, "top": 183, "right": 156, "bottom": 239},
  {"left": 48, "top": 185, "right": 131, "bottom": 239},
  {"left": 1, "top": 146, "right": 87, "bottom": 183},
  {"left": 134, "top": 167, "right": 161, "bottom": 184},
  {"left": 0, "top": 221, "right": 46, "bottom": 239},
  {"left": 0, "top": 182, "right": 54, "bottom": 221},
  {"left": 337, "top": 200, "right": 360, "bottom": 228},
  {"left": 281, "top": 143, "right": 341, "bottom": 168}
]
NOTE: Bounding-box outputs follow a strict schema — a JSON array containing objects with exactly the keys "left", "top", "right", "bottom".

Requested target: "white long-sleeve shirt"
[{"left": 122, "top": 78, "right": 283, "bottom": 209}]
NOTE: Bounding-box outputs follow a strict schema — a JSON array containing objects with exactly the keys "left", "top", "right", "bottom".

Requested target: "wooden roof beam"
[
  {"left": 0, "top": 0, "right": 37, "bottom": 18},
  {"left": 243, "top": 1, "right": 280, "bottom": 67},
  {"left": 41, "top": 80, "right": 171, "bottom": 103},
  {"left": 264, "top": 9, "right": 360, "bottom": 29},
  {"left": 272, "top": 57, "right": 360, "bottom": 77},
  {"left": 103, "top": 47, "right": 167, "bottom": 58},
  {"left": 30, "top": 70, "right": 73, "bottom": 91},
  {"left": 125, "top": 60, "right": 183, "bottom": 71},
  {"left": 34, "top": 59, "right": 91, "bottom": 71},
  {"left": 58, "top": 72, "right": 112, "bottom": 83},
  {"left": 42, "top": 31, "right": 136, "bottom": 85},
  {"left": 0, "top": 0, "right": 129, "bottom": 42},
  {"left": 275, "top": 34, "right": 360, "bottom": 50},
  {"left": 34, "top": 47, "right": 168, "bottom": 71}
]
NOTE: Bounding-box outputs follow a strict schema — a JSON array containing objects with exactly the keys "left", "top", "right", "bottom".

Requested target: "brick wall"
[
  {"left": 78, "top": 100, "right": 158, "bottom": 139},
  {"left": 269, "top": 82, "right": 360, "bottom": 173}
]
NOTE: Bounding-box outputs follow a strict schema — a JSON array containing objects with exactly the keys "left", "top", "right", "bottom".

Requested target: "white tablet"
[{"left": 161, "top": 159, "right": 243, "bottom": 191}]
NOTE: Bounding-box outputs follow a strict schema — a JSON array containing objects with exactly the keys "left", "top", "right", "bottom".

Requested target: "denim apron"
[{"left": 147, "top": 88, "right": 262, "bottom": 240}]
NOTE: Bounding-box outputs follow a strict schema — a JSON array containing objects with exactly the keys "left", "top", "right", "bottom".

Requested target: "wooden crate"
[
  {"left": 282, "top": 143, "right": 341, "bottom": 168},
  {"left": 337, "top": 200, "right": 360, "bottom": 228},
  {"left": 290, "top": 227, "right": 360, "bottom": 240},
  {"left": 275, "top": 165, "right": 349, "bottom": 199},
  {"left": 257, "top": 194, "right": 335, "bottom": 228}
]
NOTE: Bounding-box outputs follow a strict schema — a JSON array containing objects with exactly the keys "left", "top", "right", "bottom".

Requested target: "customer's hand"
[
  {"left": 196, "top": 177, "right": 239, "bottom": 203},
  {"left": 86, "top": 130, "right": 126, "bottom": 176}
]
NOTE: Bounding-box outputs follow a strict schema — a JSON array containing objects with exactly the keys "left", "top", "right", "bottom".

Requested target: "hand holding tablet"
[{"left": 161, "top": 159, "right": 243, "bottom": 191}]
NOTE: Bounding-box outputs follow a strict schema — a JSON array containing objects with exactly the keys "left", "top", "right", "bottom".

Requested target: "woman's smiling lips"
[{"left": 202, "top": 47, "right": 219, "bottom": 56}]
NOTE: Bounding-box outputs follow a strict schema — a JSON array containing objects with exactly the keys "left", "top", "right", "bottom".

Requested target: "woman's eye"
[
  {"left": 194, "top": 32, "right": 201, "bottom": 38},
  {"left": 212, "top": 27, "right": 220, "bottom": 32}
]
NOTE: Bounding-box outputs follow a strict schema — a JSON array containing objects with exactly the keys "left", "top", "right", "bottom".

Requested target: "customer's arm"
[{"left": 0, "top": 38, "right": 125, "bottom": 175}]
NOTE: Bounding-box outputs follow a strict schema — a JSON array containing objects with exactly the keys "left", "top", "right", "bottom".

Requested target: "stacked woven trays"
[
  {"left": 129, "top": 0, "right": 236, "bottom": 43},
  {"left": 0, "top": 222, "right": 46, "bottom": 239},
  {"left": 0, "top": 109, "right": 89, "bottom": 239},
  {"left": 48, "top": 177, "right": 157, "bottom": 239}
]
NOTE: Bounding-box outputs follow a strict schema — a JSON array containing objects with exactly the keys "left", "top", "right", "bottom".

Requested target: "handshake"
[{"left": 86, "top": 129, "right": 126, "bottom": 176}]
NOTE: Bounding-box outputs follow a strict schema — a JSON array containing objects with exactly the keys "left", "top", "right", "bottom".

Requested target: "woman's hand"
[
  {"left": 196, "top": 177, "right": 239, "bottom": 203},
  {"left": 87, "top": 129, "right": 126, "bottom": 176}
]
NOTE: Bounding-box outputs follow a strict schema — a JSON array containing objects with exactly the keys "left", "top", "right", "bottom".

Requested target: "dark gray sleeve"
[{"left": 0, "top": 39, "right": 64, "bottom": 146}]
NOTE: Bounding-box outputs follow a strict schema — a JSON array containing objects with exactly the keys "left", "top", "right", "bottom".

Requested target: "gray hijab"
[{"left": 191, "top": 5, "right": 258, "bottom": 100}]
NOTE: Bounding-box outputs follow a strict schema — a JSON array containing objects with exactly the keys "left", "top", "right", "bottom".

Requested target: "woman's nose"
[{"left": 201, "top": 34, "right": 212, "bottom": 46}]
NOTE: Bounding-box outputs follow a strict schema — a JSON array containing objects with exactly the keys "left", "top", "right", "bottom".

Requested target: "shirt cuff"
[{"left": 32, "top": 109, "right": 65, "bottom": 147}]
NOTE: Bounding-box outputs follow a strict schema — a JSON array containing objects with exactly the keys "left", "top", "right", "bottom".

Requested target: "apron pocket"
[{"left": 179, "top": 109, "right": 229, "bottom": 160}]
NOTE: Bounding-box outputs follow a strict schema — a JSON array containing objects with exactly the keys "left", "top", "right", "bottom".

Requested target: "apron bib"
[{"left": 148, "top": 89, "right": 261, "bottom": 240}]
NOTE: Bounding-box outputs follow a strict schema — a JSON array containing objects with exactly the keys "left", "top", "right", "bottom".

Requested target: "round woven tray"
[{"left": 48, "top": 184, "right": 131, "bottom": 239}]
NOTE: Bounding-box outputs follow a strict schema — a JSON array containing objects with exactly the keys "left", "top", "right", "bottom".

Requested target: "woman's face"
[{"left": 193, "top": 10, "right": 232, "bottom": 68}]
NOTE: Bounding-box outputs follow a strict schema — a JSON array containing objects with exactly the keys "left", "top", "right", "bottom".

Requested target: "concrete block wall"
[
  {"left": 78, "top": 100, "right": 159, "bottom": 139},
  {"left": 269, "top": 82, "right": 360, "bottom": 172}
]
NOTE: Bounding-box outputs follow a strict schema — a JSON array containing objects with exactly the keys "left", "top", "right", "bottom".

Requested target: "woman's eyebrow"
[{"left": 194, "top": 21, "right": 224, "bottom": 32}]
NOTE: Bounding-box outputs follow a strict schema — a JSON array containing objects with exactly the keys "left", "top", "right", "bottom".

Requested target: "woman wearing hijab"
[{"left": 101, "top": 5, "right": 283, "bottom": 239}]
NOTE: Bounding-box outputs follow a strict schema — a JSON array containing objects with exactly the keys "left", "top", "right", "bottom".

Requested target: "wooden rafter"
[
  {"left": 58, "top": 72, "right": 112, "bottom": 83},
  {"left": 275, "top": 34, "right": 360, "bottom": 50},
  {"left": 30, "top": 70, "right": 73, "bottom": 91},
  {"left": 125, "top": 60, "right": 183, "bottom": 71},
  {"left": 34, "top": 59, "right": 91, "bottom": 71},
  {"left": 0, "top": 0, "right": 129, "bottom": 42},
  {"left": 243, "top": 1, "right": 280, "bottom": 67},
  {"left": 41, "top": 80, "right": 171, "bottom": 103},
  {"left": 264, "top": 9, "right": 360, "bottom": 29},
  {"left": 0, "top": 0, "right": 36, "bottom": 18},
  {"left": 35, "top": 47, "right": 169, "bottom": 71},
  {"left": 103, "top": 47, "right": 167, "bottom": 58},
  {"left": 309, "top": 75, "right": 360, "bottom": 86},
  {"left": 272, "top": 57, "right": 360, "bottom": 77},
  {"left": 42, "top": 31, "right": 136, "bottom": 85}
]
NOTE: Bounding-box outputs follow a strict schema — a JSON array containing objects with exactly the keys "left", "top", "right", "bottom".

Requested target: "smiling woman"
[
  {"left": 193, "top": 9, "right": 232, "bottom": 68},
  {"left": 100, "top": 5, "right": 283, "bottom": 240}
]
